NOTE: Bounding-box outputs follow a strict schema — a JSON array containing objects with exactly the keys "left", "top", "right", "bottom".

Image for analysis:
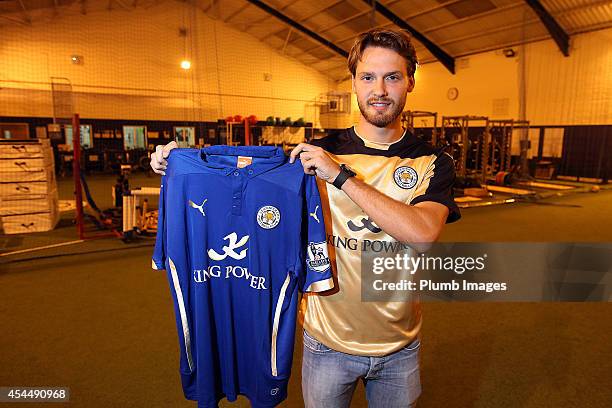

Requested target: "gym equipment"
[
  {"left": 513, "top": 120, "right": 531, "bottom": 179},
  {"left": 223, "top": 115, "right": 312, "bottom": 148},
  {"left": 488, "top": 119, "right": 514, "bottom": 174},
  {"left": 401, "top": 111, "right": 439, "bottom": 146},
  {"left": 122, "top": 187, "right": 160, "bottom": 239},
  {"left": 517, "top": 181, "right": 573, "bottom": 190},
  {"left": 441, "top": 115, "right": 491, "bottom": 186},
  {"left": 247, "top": 115, "right": 258, "bottom": 126},
  {"left": 486, "top": 185, "right": 533, "bottom": 195},
  {"left": 174, "top": 126, "right": 196, "bottom": 148},
  {"left": 225, "top": 115, "right": 258, "bottom": 146},
  {"left": 494, "top": 171, "right": 513, "bottom": 186},
  {"left": 463, "top": 187, "right": 490, "bottom": 197},
  {"left": 455, "top": 196, "right": 485, "bottom": 203}
]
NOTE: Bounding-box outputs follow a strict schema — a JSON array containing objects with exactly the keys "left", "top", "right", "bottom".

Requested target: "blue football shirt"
[{"left": 152, "top": 145, "right": 333, "bottom": 408}]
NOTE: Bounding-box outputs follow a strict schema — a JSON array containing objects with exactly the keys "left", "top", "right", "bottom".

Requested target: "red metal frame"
[{"left": 244, "top": 117, "right": 251, "bottom": 146}]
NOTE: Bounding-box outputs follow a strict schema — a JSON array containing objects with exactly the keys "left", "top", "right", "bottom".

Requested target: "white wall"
[
  {"left": 410, "top": 51, "right": 519, "bottom": 121},
  {"left": 0, "top": 1, "right": 334, "bottom": 123},
  {"left": 523, "top": 27, "right": 612, "bottom": 125}
]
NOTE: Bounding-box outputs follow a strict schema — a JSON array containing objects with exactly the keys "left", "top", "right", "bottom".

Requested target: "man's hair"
[{"left": 347, "top": 29, "right": 418, "bottom": 77}]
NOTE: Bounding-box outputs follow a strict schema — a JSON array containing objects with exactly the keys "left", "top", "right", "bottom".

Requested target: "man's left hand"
[{"left": 289, "top": 143, "right": 341, "bottom": 183}]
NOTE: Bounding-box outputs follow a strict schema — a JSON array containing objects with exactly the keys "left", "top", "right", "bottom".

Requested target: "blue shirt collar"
[{"left": 199, "top": 145, "right": 287, "bottom": 177}]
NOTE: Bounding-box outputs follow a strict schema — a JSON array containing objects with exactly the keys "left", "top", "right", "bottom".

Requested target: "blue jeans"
[{"left": 302, "top": 330, "right": 421, "bottom": 408}]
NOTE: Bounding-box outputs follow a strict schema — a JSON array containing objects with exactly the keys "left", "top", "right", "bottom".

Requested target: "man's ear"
[{"left": 407, "top": 75, "right": 415, "bottom": 92}]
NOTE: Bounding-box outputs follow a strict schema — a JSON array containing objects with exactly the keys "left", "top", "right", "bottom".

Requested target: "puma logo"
[
  {"left": 309, "top": 205, "right": 320, "bottom": 224},
  {"left": 188, "top": 199, "right": 208, "bottom": 217}
]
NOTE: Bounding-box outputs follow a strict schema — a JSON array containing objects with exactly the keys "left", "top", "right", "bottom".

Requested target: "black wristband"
[{"left": 332, "top": 165, "right": 355, "bottom": 189}]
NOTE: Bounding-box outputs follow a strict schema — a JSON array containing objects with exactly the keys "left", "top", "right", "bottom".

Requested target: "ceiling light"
[{"left": 502, "top": 48, "right": 516, "bottom": 58}]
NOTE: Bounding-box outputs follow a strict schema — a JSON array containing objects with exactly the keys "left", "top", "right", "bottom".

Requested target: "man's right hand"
[{"left": 151, "top": 141, "right": 178, "bottom": 175}]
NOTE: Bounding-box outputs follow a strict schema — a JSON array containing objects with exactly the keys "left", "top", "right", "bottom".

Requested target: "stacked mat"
[{"left": 0, "top": 139, "right": 59, "bottom": 234}]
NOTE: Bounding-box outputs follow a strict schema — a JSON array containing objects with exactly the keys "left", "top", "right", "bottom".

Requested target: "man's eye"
[
  {"left": 386, "top": 75, "right": 399, "bottom": 81},
  {"left": 361, "top": 76, "right": 373, "bottom": 81}
]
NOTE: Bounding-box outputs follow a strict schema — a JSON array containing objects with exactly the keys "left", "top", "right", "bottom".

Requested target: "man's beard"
[{"left": 357, "top": 96, "right": 406, "bottom": 128}]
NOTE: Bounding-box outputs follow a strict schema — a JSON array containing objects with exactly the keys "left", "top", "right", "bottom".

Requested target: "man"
[{"left": 152, "top": 28, "right": 459, "bottom": 408}]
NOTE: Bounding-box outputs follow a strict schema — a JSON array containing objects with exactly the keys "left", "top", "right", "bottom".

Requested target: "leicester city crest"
[
  {"left": 393, "top": 166, "right": 418, "bottom": 189},
  {"left": 257, "top": 205, "right": 281, "bottom": 229}
]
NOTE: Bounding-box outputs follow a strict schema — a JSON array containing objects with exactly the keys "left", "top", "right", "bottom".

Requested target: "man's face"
[{"left": 352, "top": 46, "right": 414, "bottom": 128}]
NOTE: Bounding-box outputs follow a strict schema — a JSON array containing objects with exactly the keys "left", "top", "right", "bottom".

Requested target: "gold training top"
[{"left": 300, "top": 127, "right": 460, "bottom": 356}]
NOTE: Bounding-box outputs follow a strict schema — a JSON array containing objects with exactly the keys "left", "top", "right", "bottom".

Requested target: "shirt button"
[
  {"left": 234, "top": 171, "right": 239, "bottom": 176},
  {"left": 248, "top": 170, "right": 253, "bottom": 175}
]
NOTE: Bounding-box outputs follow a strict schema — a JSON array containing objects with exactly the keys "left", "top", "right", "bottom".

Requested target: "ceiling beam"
[
  {"left": 312, "top": 0, "right": 454, "bottom": 41},
  {"left": 245, "top": 0, "right": 348, "bottom": 58},
  {"left": 524, "top": 0, "right": 569, "bottom": 56},
  {"left": 203, "top": 0, "right": 217, "bottom": 13},
  {"left": 324, "top": 17, "right": 536, "bottom": 72},
  {"left": 405, "top": 0, "right": 606, "bottom": 63},
  {"left": 303, "top": 1, "right": 523, "bottom": 57},
  {"left": 434, "top": 17, "right": 539, "bottom": 48},
  {"left": 260, "top": 0, "right": 345, "bottom": 41},
  {"left": 224, "top": 3, "right": 250, "bottom": 23},
  {"left": 295, "top": 0, "right": 461, "bottom": 61},
  {"left": 113, "top": 0, "right": 132, "bottom": 10},
  {"left": 324, "top": 0, "right": 606, "bottom": 73},
  {"left": 16, "top": 0, "right": 32, "bottom": 24},
  {"left": 282, "top": 27, "right": 293, "bottom": 54},
  {"left": 312, "top": 1, "right": 527, "bottom": 73},
  {"left": 241, "top": 0, "right": 300, "bottom": 31},
  {"left": 17, "top": 0, "right": 28, "bottom": 13},
  {"left": 0, "top": 14, "right": 30, "bottom": 26},
  {"left": 362, "top": 0, "right": 454, "bottom": 74},
  {"left": 419, "top": 34, "right": 553, "bottom": 64}
]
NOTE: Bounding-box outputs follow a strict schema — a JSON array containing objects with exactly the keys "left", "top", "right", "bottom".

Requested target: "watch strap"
[{"left": 333, "top": 165, "right": 354, "bottom": 189}]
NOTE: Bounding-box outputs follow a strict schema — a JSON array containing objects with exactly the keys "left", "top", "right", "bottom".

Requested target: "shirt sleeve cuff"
[
  {"left": 152, "top": 259, "right": 166, "bottom": 270},
  {"left": 304, "top": 277, "right": 334, "bottom": 293}
]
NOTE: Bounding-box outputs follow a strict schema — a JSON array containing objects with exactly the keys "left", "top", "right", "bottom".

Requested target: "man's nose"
[{"left": 372, "top": 78, "right": 388, "bottom": 97}]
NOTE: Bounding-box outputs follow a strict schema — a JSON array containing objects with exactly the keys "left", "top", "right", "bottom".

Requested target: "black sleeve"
[{"left": 410, "top": 152, "right": 461, "bottom": 223}]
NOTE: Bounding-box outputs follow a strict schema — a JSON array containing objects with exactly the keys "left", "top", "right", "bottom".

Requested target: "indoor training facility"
[{"left": 1, "top": 0, "right": 611, "bottom": 407}]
